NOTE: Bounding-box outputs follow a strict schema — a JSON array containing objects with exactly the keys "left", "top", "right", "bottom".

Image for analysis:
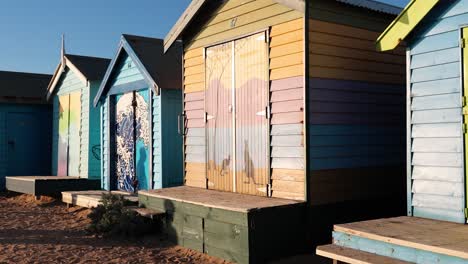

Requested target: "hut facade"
[
  {"left": 138, "top": 0, "right": 407, "bottom": 263},
  {"left": 0, "top": 71, "right": 52, "bottom": 190},
  {"left": 317, "top": 1, "right": 468, "bottom": 263},
  {"left": 94, "top": 34, "right": 183, "bottom": 192},
  {"left": 47, "top": 54, "right": 110, "bottom": 179}
]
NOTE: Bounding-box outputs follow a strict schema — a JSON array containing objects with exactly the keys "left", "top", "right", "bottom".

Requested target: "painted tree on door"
[{"left": 57, "top": 92, "right": 81, "bottom": 176}]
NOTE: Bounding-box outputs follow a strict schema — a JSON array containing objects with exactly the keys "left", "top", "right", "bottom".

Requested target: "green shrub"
[{"left": 87, "top": 193, "right": 156, "bottom": 237}]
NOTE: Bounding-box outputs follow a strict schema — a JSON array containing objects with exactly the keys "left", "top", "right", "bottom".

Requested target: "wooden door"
[
  {"left": 205, "top": 33, "right": 269, "bottom": 195},
  {"left": 463, "top": 27, "right": 468, "bottom": 221},
  {"left": 206, "top": 42, "right": 234, "bottom": 192},
  {"left": 234, "top": 33, "right": 269, "bottom": 196},
  {"left": 57, "top": 92, "right": 81, "bottom": 176},
  {"left": 57, "top": 95, "right": 70, "bottom": 176}
]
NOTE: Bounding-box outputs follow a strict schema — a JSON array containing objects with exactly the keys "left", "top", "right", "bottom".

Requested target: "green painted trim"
[{"left": 376, "top": 0, "right": 440, "bottom": 51}]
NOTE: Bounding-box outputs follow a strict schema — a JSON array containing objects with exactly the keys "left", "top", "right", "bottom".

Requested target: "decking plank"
[
  {"left": 334, "top": 216, "right": 468, "bottom": 260},
  {"left": 316, "top": 244, "right": 414, "bottom": 264}
]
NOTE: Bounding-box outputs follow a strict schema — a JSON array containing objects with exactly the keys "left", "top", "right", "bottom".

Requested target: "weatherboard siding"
[
  {"left": 269, "top": 18, "right": 305, "bottom": 201},
  {"left": 153, "top": 94, "right": 162, "bottom": 189},
  {"left": 406, "top": 0, "right": 466, "bottom": 223},
  {"left": 101, "top": 98, "right": 109, "bottom": 190},
  {"left": 307, "top": 3, "right": 406, "bottom": 205},
  {"left": 88, "top": 81, "right": 101, "bottom": 179},
  {"left": 183, "top": 0, "right": 303, "bottom": 51}
]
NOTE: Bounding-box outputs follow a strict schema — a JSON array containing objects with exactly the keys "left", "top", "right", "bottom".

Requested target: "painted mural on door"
[
  {"left": 57, "top": 92, "right": 81, "bottom": 176},
  {"left": 205, "top": 32, "right": 269, "bottom": 195},
  {"left": 115, "top": 90, "right": 150, "bottom": 192}
]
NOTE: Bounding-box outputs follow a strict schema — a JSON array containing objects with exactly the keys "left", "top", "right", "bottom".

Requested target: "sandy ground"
[{"left": 0, "top": 193, "right": 229, "bottom": 264}]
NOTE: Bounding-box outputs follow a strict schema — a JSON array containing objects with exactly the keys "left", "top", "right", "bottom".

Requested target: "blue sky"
[{"left": 0, "top": 0, "right": 408, "bottom": 74}]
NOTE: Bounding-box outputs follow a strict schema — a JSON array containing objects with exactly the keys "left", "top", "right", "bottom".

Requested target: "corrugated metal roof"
[
  {"left": 336, "top": 0, "right": 403, "bottom": 15},
  {"left": 0, "top": 71, "right": 51, "bottom": 101}
]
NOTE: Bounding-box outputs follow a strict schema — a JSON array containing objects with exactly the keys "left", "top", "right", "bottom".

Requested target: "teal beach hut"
[
  {"left": 94, "top": 35, "right": 183, "bottom": 192},
  {"left": 47, "top": 53, "right": 110, "bottom": 179},
  {"left": 0, "top": 71, "right": 52, "bottom": 190}
]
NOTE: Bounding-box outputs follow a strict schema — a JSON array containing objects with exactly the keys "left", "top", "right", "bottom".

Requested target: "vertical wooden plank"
[
  {"left": 463, "top": 27, "right": 468, "bottom": 221},
  {"left": 407, "top": 49, "right": 413, "bottom": 217},
  {"left": 57, "top": 94, "right": 70, "bottom": 176}
]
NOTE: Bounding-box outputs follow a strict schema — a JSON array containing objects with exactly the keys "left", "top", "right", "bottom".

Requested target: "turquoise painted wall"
[
  {"left": 100, "top": 52, "right": 183, "bottom": 190},
  {"left": 406, "top": 0, "right": 467, "bottom": 223},
  {"left": 51, "top": 66, "right": 101, "bottom": 178},
  {"left": 0, "top": 103, "right": 51, "bottom": 189}
]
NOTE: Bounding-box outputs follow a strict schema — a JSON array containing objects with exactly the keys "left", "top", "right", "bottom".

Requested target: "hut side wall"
[
  {"left": 52, "top": 68, "right": 89, "bottom": 177},
  {"left": 307, "top": 0, "right": 406, "bottom": 206},
  {"left": 101, "top": 98, "right": 109, "bottom": 190},
  {"left": 182, "top": 0, "right": 304, "bottom": 199},
  {"left": 0, "top": 104, "right": 52, "bottom": 190},
  {"left": 406, "top": 0, "right": 466, "bottom": 223},
  {"left": 88, "top": 81, "right": 101, "bottom": 179}
]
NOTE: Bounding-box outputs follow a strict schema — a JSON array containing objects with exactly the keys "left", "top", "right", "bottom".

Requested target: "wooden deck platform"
[
  {"left": 139, "top": 186, "right": 307, "bottom": 264},
  {"left": 62, "top": 190, "right": 138, "bottom": 208},
  {"left": 317, "top": 216, "right": 468, "bottom": 264},
  {"left": 6, "top": 176, "right": 101, "bottom": 197}
]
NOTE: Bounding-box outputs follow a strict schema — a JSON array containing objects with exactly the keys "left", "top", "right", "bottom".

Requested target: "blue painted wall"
[
  {"left": 406, "top": 0, "right": 467, "bottom": 223},
  {"left": 100, "top": 52, "right": 183, "bottom": 190},
  {"left": 0, "top": 103, "right": 51, "bottom": 189},
  {"left": 51, "top": 66, "right": 101, "bottom": 178}
]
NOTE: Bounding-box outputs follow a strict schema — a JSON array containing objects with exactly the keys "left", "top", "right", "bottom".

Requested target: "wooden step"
[
  {"left": 127, "top": 206, "right": 165, "bottom": 220},
  {"left": 316, "top": 244, "right": 414, "bottom": 264}
]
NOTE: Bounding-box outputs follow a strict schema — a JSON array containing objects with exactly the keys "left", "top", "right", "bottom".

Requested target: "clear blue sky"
[{"left": 0, "top": 0, "right": 408, "bottom": 74}]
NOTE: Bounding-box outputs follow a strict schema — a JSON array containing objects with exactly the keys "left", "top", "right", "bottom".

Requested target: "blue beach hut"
[{"left": 93, "top": 34, "right": 183, "bottom": 193}]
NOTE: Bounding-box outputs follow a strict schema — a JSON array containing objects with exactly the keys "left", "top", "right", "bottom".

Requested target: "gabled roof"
[
  {"left": 376, "top": 0, "right": 440, "bottom": 51},
  {"left": 47, "top": 54, "right": 111, "bottom": 101},
  {"left": 0, "top": 70, "right": 52, "bottom": 103},
  {"left": 163, "top": 0, "right": 402, "bottom": 52},
  {"left": 93, "top": 34, "right": 182, "bottom": 107}
]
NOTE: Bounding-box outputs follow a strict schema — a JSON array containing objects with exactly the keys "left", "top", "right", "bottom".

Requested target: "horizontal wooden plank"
[
  {"left": 310, "top": 42, "right": 405, "bottom": 65},
  {"left": 184, "top": 82, "right": 205, "bottom": 93},
  {"left": 271, "top": 18, "right": 303, "bottom": 37},
  {"left": 186, "top": 153, "right": 205, "bottom": 163},
  {"left": 310, "top": 66, "right": 404, "bottom": 85},
  {"left": 184, "top": 91, "right": 204, "bottom": 102},
  {"left": 270, "top": 52, "right": 303, "bottom": 70},
  {"left": 412, "top": 193, "right": 464, "bottom": 212},
  {"left": 185, "top": 100, "right": 204, "bottom": 111},
  {"left": 270, "top": 41, "right": 304, "bottom": 58},
  {"left": 411, "top": 108, "right": 461, "bottom": 124},
  {"left": 186, "top": 128, "right": 205, "bottom": 137},
  {"left": 309, "top": 102, "right": 402, "bottom": 114},
  {"left": 412, "top": 166, "right": 463, "bottom": 183},
  {"left": 184, "top": 56, "right": 204, "bottom": 68},
  {"left": 271, "top": 179, "right": 304, "bottom": 193},
  {"left": 316, "top": 244, "right": 413, "bottom": 264},
  {"left": 270, "top": 76, "right": 303, "bottom": 91},
  {"left": 186, "top": 179, "right": 206, "bottom": 188},
  {"left": 270, "top": 29, "right": 304, "bottom": 47},
  {"left": 186, "top": 118, "right": 204, "bottom": 128},
  {"left": 185, "top": 145, "right": 205, "bottom": 155},
  {"left": 412, "top": 180, "right": 464, "bottom": 197},
  {"left": 271, "top": 100, "right": 303, "bottom": 113},
  {"left": 271, "top": 146, "right": 304, "bottom": 158},
  {"left": 186, "top": 109, "right": 204, "bottom": 119},
  {"left": 413, "top": 206, "right": 465, "bottom": 223},
  {"left": 411, "top": 48, "right": 459, "bottom": 69},
  {"left": 412, "top": 123, "right": 461, "bottom": 138},
  {"left": 411, "top": 62, "right": 459, "bottom": 83},
  {"left": 411, "top": 78, "right": 460, "bottom": 97},
  {"left": 411, "top": 93, "right": 461, "bottom": 111},
  {"left": 412, "top": 137, "right": 462, "bottom": 153},
  {"left": 270, "top": 124, "right": 303, "bottom": 136},
  {"left": 185, "top": 73, "right": 204, "bottom": 85},
  {"left": 310, "top": 54, "right": 405, "bottom": 75},
  {"left": 185, "top": 163, "right": 206, "bottom": 173},
  {"left": 271, "top": 111, "right": 303, "bottom": 125},
  {"left": 184, "top": 48, "right": 204, "bottom": 60},
  {"left": 412, "top": 152, "right": 462, "bottom": 167},
  {"left": 271, "top": 135, "right": 303, "bottom": 147},
  {"left": 271, "top": 64, "right": 304, "bottom": 80},
  {"left": 185, "top": 136, "right": 205, "bottom": 146},
  {"left": 271, "top": 190, "right": 304, "bottom": 200},
  {"left": 184, "top": 64, "right": 204, "bottom": 76},
  {"left": 271, "top": 87, "right": 303, "bottom": 102},
  {"left": 309, "top": 78, "right": 404, "bottom": 95},
  {"left": 271, "top": 157, "right": 304, "bottom": 169},
  {"left": 271, "top": 168, "right": 305, "bottom": 182},
  {"left": 411, "top": 31, "right": 459, "bottom": 55}
]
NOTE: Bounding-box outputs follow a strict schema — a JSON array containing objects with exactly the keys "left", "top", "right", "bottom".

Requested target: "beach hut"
[
  {"left": 0, "top": 71, "right": 52, "bottom": 190},
  {"left": 93, "top": 34, "right": 183, "bottom": 193},
  {"left": 316, "top": 0, "right": 468, "bottom": 263},
  {"left": 137, "top": 0, "right": 407, "bottom": 263},
  {"left": 6, "top": 50, "right": 111, "bottom": 197}
]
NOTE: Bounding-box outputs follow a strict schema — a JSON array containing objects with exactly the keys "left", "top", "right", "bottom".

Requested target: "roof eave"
[
  {"left": 376, "top": 0, "right": 440, "bottom": 52},
  {"left": 46, "top": 56, "right": 90, "bottom": 101}
]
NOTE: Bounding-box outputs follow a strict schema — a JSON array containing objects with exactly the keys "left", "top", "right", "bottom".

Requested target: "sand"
[{"left": 0, "top": 193, "right": 229, "bottom": 264}]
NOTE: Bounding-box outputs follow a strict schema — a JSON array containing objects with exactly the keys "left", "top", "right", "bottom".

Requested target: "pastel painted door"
[
  {"left": 463, "top": 27, "right": 468, "bottom": 220},
  {"left": 57, "top": 92, "right": 81, "bottom": 176},
  {"left": 205, "top": 32, "right": 269, "bottom": 195},
  {"left": 114, "top": 90, "right": 150, "bottom": 192}
]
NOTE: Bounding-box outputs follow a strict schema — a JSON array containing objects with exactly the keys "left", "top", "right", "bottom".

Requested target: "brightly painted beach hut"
[
  {"left": 317, "top": 1, "right": 468, "bottom": 263},
  {"left": 137, "top": 0, "right": 407, "bottom": 263},
  {"left": 0, "top": 71, "right": 52, "bottom": 190},
  {"left": 93, "top": 34, "right": 183, "bottom": 193}
]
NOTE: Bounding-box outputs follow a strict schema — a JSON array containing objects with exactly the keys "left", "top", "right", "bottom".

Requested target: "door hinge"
[
  {"left": 463, "top": 96, "right": 467, "bottom": 107},
  {"left": 461, "top": 38, "right": 466, "bottom": 49},
  {"left": 463, "top": 124, "right": 468, "bottom": 134},
  {"left": 465, "top": 208, "right": 468, "bottom": 219}
]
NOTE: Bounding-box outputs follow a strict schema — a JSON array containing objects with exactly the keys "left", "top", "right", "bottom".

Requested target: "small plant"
[{"left": 87, "top": 193, "right": 156, "bottom": 237}]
